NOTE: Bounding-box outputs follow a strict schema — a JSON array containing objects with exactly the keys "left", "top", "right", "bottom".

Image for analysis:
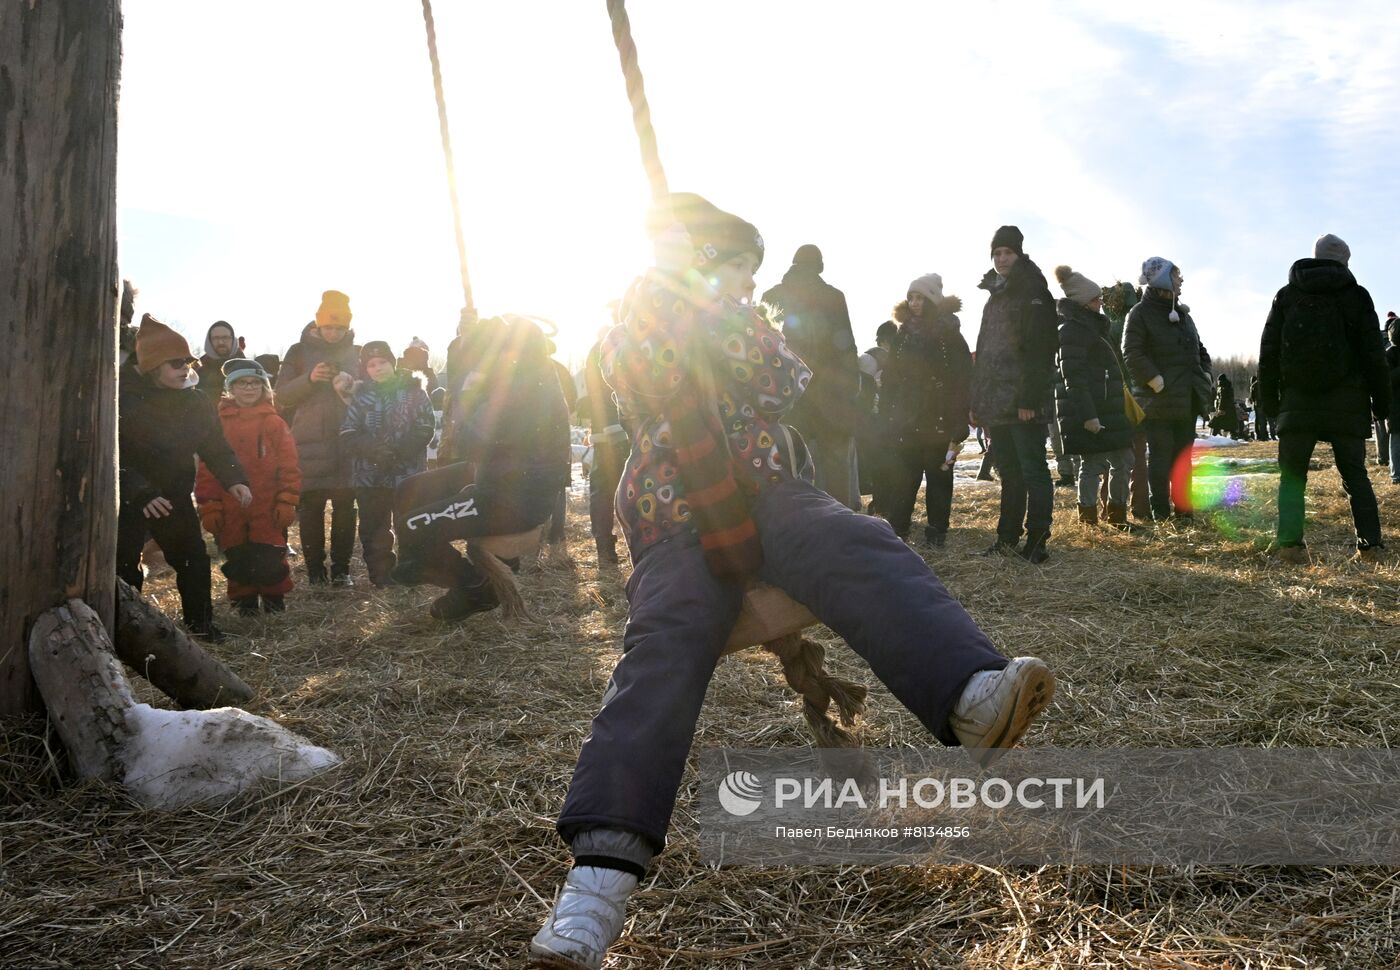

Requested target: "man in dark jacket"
[
  {"left": 1386, "top": 312, "right": 1400, "bottom": 481},
  {"left": 1378, "top": 310, "right": 1398, "bottom": 468},
  {"left": 1259, "top": 234, "right": 1389, "bottom": 562},
  {"left": 583, "top": 330, "right": 630, "bottom": 563},
  {"left": 857, "top": 320, "right": 898, "bottom": 513},
  {"left": 393, "top": 316, "right": 571, "bottom": 620},
  {"left": 196, "top": 320, "right": 246, "bottom": 400},
  {"left": 275, "top": 290, "right": 362, "bottom": 585},
  {"left": 118, "top": 315, "right": 250, "bottom": 640},
  {"left": 970, "top": 225, "right": 1058, "bottom": 562},
  {"left": 1248, "top": 375, "right": 1274, "bottom": 441},
  {"left": 1123, "top": 257, "right": 1212, "bottom": 522},
  {"left": 1209, "top": 373, "right": 1240, "bottom": 438},
  {"left": 761, "top": 245, "right": 862, "bottom": 509}
]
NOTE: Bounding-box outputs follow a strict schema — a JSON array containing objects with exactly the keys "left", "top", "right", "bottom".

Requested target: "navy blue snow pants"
[{"left": 556, "top": 478, "right": 1008, "bottom": 852}]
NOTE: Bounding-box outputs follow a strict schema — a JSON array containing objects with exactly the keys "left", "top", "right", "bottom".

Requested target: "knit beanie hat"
[
  {"left": 793, "top": 244, "right": 823, "bottom": 272},
  {"left": 663, "top": 192, "right": 765, "bottom": 272},
  {"left": 1054, "top": 265, "right": 1101, "bottom": 308},
  {"left": 908, "top": 273, "right": 944, "bottom": 304},
  {"left": 135, "top": 314, "right": 194, "bottom": 373},
  {"left": 361, "top": 340, "right": 395, "bottom": 368},
  {"left": 221, "top": 357, "right": 271, "bottom": 387},
  {"left": 1138, "top": 257, "right": 1181, "bottom": 322},
  {"left": 400, "top": 336, "right": 431, "bottom": 373},
  {"left": 990, "top": 225, "right": 1024, "bottom": 256},
  {"left": 315, "top": 290, "right": 353, "bottom": 328},
  {"left": 1313, "top": 233, "right": 1351, "bottom": 266}
]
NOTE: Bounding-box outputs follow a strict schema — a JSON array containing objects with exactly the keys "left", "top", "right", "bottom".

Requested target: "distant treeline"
[{"left": 1211, "top": 355, "right": 1259, "bottom": 393}]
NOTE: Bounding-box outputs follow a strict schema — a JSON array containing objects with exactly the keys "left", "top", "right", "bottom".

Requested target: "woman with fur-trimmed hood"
[{"left": 881, "top": 273, "right": 972, "bottom": 545}]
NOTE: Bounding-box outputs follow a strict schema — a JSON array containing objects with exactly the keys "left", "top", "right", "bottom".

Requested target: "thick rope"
[
  {"left": 605, "top": 0, "right": 669, "bottom": 204},
  {"left": 421, "top": 0, "right": 475, "bottom": 316}
]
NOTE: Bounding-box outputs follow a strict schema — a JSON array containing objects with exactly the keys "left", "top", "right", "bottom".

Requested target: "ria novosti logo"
[
  {"left": 717, "top": 771, "right": 764, "bottom": 816},
  {"left": 717, "top": 771, "right": 1105, "bottom": 816}
]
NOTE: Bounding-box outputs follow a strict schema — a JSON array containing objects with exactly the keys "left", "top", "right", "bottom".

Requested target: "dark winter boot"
[
  {"left": 392, "top": 548, "right": 473, "bottom": 588},
  {"left": 330, "top": 570, "right": 355, "bottom": 588},
  {"left": 306, "top": 563, "right": 328, "bottom": 586},
  {"left": 177, "top": 560, "right": 218, "bottom": 636},
  {"left": 923, "top": 528, "right": 947, "bottom": 548},
  {"left": 262, "top": 595, "right": 286, "bottom": 613},
  {"left": 980, "top": 538, "right": 1019, "bottom": 557},
  {"left": 235, "top": 596, "right": 260, "bottom": 617},
  {"left": 1018, "top": 532, "right": 1051, "bottom": 564},
  {"left": 188, "top": 619, "right": 227, "bottom": 643},
  {"left": 595, "top": 535, "right": 620, "bottom": 564},
  {"left": 1077, "top": 505, "right": 1098, "bottom": 526},
  {"left": 1104, "top": 503, "right": 1139, "bottom": 532},
  {"left": 429, "top": 580, "right": 500, "bottom": 621}
]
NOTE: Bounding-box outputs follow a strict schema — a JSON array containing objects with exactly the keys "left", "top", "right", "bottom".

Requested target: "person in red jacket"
[{"left": 197, "top": 358, "right": 303, "bottom": 615}]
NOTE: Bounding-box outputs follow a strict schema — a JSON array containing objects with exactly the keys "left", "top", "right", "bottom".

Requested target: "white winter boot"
[
  {"left": 529, "top": 866, "right": 637, "bottom": 969},
  {"left": 950, "top": 656, "right": 1055, "bottom": 766}
]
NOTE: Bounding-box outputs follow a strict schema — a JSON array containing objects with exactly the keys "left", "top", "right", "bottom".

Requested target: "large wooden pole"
[{"left": 0, "top": 1, "right": 122, "bottom": 716}]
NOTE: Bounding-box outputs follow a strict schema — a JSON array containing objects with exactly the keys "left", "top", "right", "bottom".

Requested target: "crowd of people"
[
  {"left": 113, "top": 206, "right": 1395, "bottom": 970},
  {"left": 115, "top": 287, "right": 571, "bottom": 641}
]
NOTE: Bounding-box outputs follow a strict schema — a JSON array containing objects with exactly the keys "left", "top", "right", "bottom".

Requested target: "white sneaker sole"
[
  {"left": 968, "top": 658, "right": 1056, "bottom": 766},
  {"left": 528, "top": 945, "right": 596, "bottom": 970},
  {"left": 526, "top": 951, "right": 590, "bottom": 963}
]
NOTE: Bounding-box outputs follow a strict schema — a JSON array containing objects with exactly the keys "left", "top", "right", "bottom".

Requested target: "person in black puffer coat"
[
  {"left": 1209, "top": 373, "right": 1241, "bottom": 438},
  {"left": 857, "top": 320, "right": 899, "bottom": 514},
  {"left": 392, "top": 315, "right": 571, "bottom": 620},
  {"left": 118, "top": 315, "right": 250, "bottom": 641},
  {"left": 1258, "top": 233, "right": 1389, "bottom": 560},
  {"left": 970, "top": 225, "right": 1058, "bottom": 563},
  {"left": 275, "top": 291, "right": 362, "bottom": 585},
  {"left": 1248, "top": 375, "right": 1274, "bottom": 441},
  {"left": 761, "top": 245, "right": 862, "bottom": 509},
  {"left": 1053, "top": 266, "right": 1135, "bottom": 530},
  {"left": 1386, "top": 312, "right": 1400, "bottom": 481},
  {"left": 1122, "top": 257, "right": 1213, "bottom": 522},
  {"left": 881, "top": 274, "right": 971, "bottom": 545}
]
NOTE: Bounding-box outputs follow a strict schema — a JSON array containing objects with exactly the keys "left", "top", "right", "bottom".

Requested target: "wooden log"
[
  {"left": 27, "top": 600, "right": 136, "bottom": 783},
  {"left": 29, "top": 598, "right": 341, "bottom": 809},
  {"left": 1, "top": 0, "right": 123, "bottom": 716},
  {"left": 113, "top": 579, "right": 254, "bottom": 709}
]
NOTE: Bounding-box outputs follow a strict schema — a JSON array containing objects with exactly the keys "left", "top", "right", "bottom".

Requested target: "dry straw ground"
[{"left": 3, "top": 440, "right": 1399, "bottom": 968}]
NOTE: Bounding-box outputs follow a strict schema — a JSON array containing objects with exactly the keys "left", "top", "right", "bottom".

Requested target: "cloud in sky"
[{"left": 116, "top": 1, "right": 1400, "bottom": 365}]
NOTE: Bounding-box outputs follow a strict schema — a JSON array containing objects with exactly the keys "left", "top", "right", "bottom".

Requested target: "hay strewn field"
[{"left": 4, "top": 439, "right": 1400, "bottom": 969}]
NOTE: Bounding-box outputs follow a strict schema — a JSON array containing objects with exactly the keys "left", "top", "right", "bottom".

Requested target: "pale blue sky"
[{"left": 117, "top": 1, "right": 1400, "bottom": 366}]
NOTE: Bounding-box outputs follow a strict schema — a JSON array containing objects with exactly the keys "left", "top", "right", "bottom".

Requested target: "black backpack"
[{"left": 1280, "top": 292, "right": 1352, "bottom": 392}]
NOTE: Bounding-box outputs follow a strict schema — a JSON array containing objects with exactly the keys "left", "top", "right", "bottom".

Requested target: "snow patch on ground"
[{"left": 120, "top": 704, "right": 342, "bottom": 809}]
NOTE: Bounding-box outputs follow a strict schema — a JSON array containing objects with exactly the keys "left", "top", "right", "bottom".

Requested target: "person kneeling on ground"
[
  {"left": 390, "top": 316, "right": 570, "bottom": 619},
  {"left": 529, "top": 193, "right": 1056, "bottom": 970}
]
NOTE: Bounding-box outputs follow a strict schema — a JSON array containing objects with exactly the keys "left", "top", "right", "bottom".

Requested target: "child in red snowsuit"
[{"left": 197, "top": 358, "right": 302, "bottom": 615}]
